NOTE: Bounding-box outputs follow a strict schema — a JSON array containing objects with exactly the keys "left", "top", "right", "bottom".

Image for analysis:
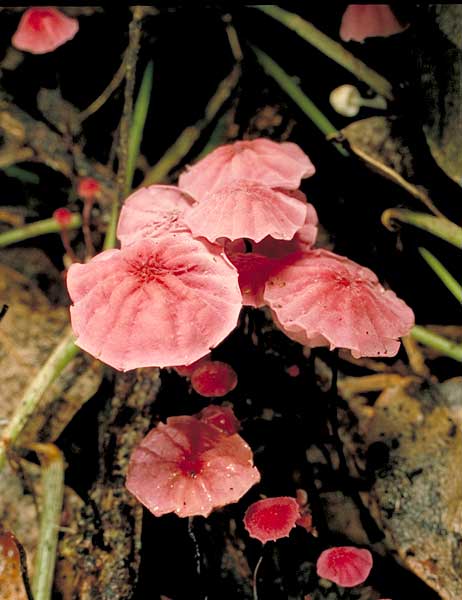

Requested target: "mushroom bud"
[{"left": 329, "top": 84, "right": 387, "bottom": 117}]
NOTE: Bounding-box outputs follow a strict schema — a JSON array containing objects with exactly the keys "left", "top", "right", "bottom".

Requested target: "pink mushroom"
[
  {"left": 184, "top": 180, "right": 308, "bottom": 243},
  {"left": 264, "top": 248, "right": 415, "bottom": 358},
  {"left": 196, "top": 405, "right": 240, "bottom": 435},
  {"left": 12, "top": 7, "right": 79, "bottom": 54},
  {"left": 190, "top": 360, "right": 238, "bottom": 398},
  {"left": 66, "top": 235, "right": 242, "bottom": 370},
  {"left": 77, "top": 177, "right": 101, "bottom": 201},
  {"left": 179, "top": 138, "right": 315, "bottom": 199},
  {"left": 53, "top": 207, "right": 73, "bottom": 227},
  {"left": 126, "top": 415, "right": 260, "bottom": 518},
  {"left": 117, "top": 185, "right": 195, "bottom": 247},
  {"left": 316, "top": 546, "right": 373, "bottom": 587},
  {"left": 244, "top": 497, "right": 300, "bottom": 544},
  {"left": 340, "top": 5, "right": 407, "bottom": 43}
]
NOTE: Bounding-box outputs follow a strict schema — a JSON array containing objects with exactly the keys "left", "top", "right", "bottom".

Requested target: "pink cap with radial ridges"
[
  {"left": 264, "top": 248, "right": 415, "bottom": 358},
  {"left": 126, "top": 415, "right": 260, "bottom": 518},
  {"left": 67, "top": 235, "right": 242, "bottom": 371},
  {"left": 316, "top": 546, "right": 373, "bottom": 587},
  {"left": 244, "top": 496, "right": 300, "bottom": 544},
  {"left": 12, "top": 7, "right": 78, "bottom": 54},
  {"left": 179, "top": 138, "right": 315, "bottom": 200},
  {"left": 185, "top": 180, "right": 308, "bottom": 244},
  {"left": 117, "top": 185, "right": 195, "bottom": 247}
]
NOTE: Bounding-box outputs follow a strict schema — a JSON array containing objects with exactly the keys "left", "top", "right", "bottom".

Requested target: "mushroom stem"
[
  {"left": 188, "top": 517, "right": 206, "bottom": 598},
  {"left": 82, "top": 197, "right": 95, "bottom": 258},
  {"left": 252, "top": 552, "right": 264, "bottom": 600}
]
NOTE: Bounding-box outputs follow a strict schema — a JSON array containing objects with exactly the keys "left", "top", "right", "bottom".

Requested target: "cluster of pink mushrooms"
[{"left": 10, "top": 4, "right": 409, "bottom": 596}]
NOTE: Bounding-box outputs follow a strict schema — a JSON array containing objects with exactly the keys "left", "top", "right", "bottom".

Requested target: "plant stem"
[
  {"left": 250, "top": 45, "right": 349, "bottom": 157},
  {"left": 125, "top": 60, "right": 154, "bottom": 196},
  {"left": 418, "top": 247, "right": 462, "bottom": 303},
  {"left": 382, "top": 209, "right": 462, "bottom": 249},
  {"left": 3, "top": 165, "right": 40, "bottom": 184},
  {"left": 79, "top": 57, "right": 127, "bottom": 122},
  {"left": 253, "top": 5, "right": 394, "bottom": 100},
  {"left": 411, "top": 326, "right": 462, "bottom": 362},
  {"left": 0, "top": 214, "right": 81, "bottom": 248},
  {"left": 31, "top": 443, "right": 65, "bottom": 600},
  {"left": 104, "top": 6, "right": 145, "bottom": 250},
  {"left": 142, "top": 65, "right": 241, "bottom": 186},
  {"left": 0, "top": 328, "right": 78, "bottom": 471}
]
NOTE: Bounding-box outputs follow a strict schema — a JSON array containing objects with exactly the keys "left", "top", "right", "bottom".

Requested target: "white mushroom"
[{"left": 329, "top": 84, "right": 387, "bottom": 117}]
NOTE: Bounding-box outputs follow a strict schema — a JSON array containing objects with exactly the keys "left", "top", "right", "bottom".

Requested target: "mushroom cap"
[
  {"left": 172, "top": 353, "right": 211, "bottom": 377},
  {"left": 67, "top": 235, "right": 242, "bottom": 370},
  {"left": 53, "top": 207, "right": 72, "bottom": 227},
  {"left": 77, "top": 177, "right": 101, "bottom": 200},
  {"left": 126, "top": 415, "right": 260, "bottom": 518},
  {"left": 197, "top": 404, "right": 240, "bottom": 435},
  {"left": 243, "top": 497, "right": 300, "bottom": 544},
  {"left": 184, "top": 180, "right": 308, "bottom": 243},
  {"left": 264, "top": 248, "right": 415, "bottom": 358},
  {"left": 329, "top": 84, "right": 361, "bottom": 117},
  {"left": 316, "top": 546, "right": 373, "bottom": 587},
  {"left": 340, "top": 4, "right": 406, "bottom": 43},
  {"left": 12, "top": 7, "right": 78, "bottom": 54},
  {"left": 179, "top": 138, "right": 315, "bottom": 199},
  {"left": 117, "top": 185, "right": 195, "bottom": 247},
  {"left": 191, "top": 360, "right": 238, "bottom": 398}
]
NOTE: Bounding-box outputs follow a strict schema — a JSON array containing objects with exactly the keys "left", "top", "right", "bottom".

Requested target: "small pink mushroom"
[
  {"left": 12, "top": 7, "right": 79, "bottom": 54},
  {"left": 126, "top": 415, "right": 260, "bottom": 518},
  {"left": 191, "top": 361, "right": 238, "bottom": 398},
  {"left": 53, "top": 207, "right": 73, "bottom": 227},
  {"left": 197, "top": 405, "right": 240, "bottom": 435},
  {"left": 77, "top": 177, "right": 100, "bottom": 201},
  {"left": 243, "top": 497, "right": 300, "bottom": 544},
  {"left": 340, "top": 5, "right": 407, "bottom": 43},
  {"left": 316, "top": 546, "right": 373, "bottom": 587}
]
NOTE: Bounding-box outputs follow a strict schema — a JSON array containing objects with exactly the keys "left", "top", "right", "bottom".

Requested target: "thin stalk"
[
  {"left": 0, "top": 214, "right": 81, "bottom": 248},
  {"left": 104, "top": 6, "right": 144, "bottom": 250},
  {"left": 252, "top": 552, "right": 264, "bottom": 600},
  {"left": 79, "top": 57, "right": 127, "bottom": 122},
  {"left": 31, "top": 443, "right": 65, "bottom": 600},
  {"left": 253, "top": 5, "right": 394, "bottom": 100},
  {"left": 0, "top": 328, "right": 78, "bottom": 471},
  {"left": 142, "top": 65, "right": 240, "bottom": 186},
  {"left": 196, "top": 108, "right": 235, "bottom": 161},
  {"left": 382, "top": 209, "right": 462, "bottom": 249},
  {"left": 418, "top": 247, "right": 462, "bottom": 303},
  {"left": 250, "top": 45, "right": 349, "bottom": 157},
  {"left": 125, "top": 60, "right": 154, "bottom": 196},
  {"left": 411, "top": 326, "right": 462, "bottom": 362}
]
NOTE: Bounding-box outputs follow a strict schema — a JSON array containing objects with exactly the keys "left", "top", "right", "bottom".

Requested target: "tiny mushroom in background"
[
  {"left": 172, "top": 353, "right": 211, "bottom": 378},
  {"left": 244, "top": 496, "right": 300, "bottom": 544},
  {"left": 53, "top": 207, "right": 77, "bottom": 263},
  {"left": 53, "top": 207, "right": 73, "bottom": 227},
  {"left": 316, "top": 546, "right": 373, "bottom": 587},
  {"left": 191, "top": 360, "right": 238, "bottom": 398},
  {"left": 126, "top": 415, "right": 260, "bottom": 518},
  {"left": 340, "top": 4, "right": 407, "bottom": 43},
  {"left": 329, "top": 84, "right": 387, "bottom": 117},
  {"left": 12, "top": 7, "right": 79, "bottom": 54},
  {"left": 77, "top": 177, "right": 100, "bottom": 201},
  {"left": 197, "top": 404, "right": 240, "bottom": 435}
]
